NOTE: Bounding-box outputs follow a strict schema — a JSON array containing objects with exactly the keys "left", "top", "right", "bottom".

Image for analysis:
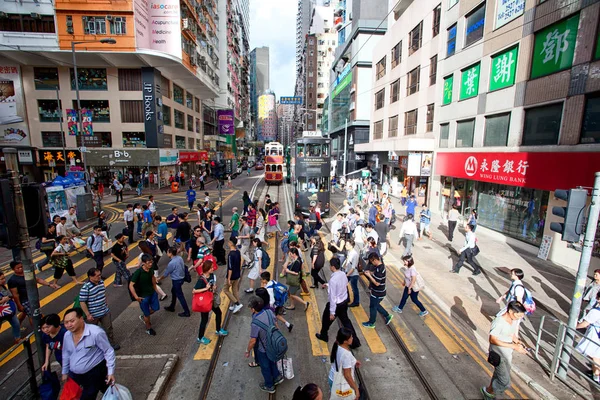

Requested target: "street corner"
[{"left": 115, "top": 353, "right": 178, "bottom": 400}]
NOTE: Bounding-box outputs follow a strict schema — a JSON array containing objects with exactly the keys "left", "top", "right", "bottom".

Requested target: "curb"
[{"left": 116, "top": 353, "right": 178, "bottom": 400}]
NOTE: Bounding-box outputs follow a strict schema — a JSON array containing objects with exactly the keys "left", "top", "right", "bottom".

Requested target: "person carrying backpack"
[
  {"left": 261, "top": 271, "right": 293, "bottom": 333},
  {"left": 495, "top": 268, "right": 535, "bottom": 337},
  {"left": 245, "top": 296, "right": 285, "bottom": 394}
]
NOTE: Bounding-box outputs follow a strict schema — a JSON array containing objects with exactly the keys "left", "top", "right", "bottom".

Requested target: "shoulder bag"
[{"left": 192, "top": 277, "right": 214, "bottom": 313}]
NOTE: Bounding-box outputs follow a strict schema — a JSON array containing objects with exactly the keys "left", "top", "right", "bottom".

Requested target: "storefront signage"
[
  {"left": 199, "top": 151, "right": 209, "bottom": 161},
  {"left": 531, "top": 14, "right": 579, "bottom": 79},
  {"left": 490, "top": 46, "right": 518, "bottom": 91},
  {"left": 0, "top": 61, "right": 30, "bottom": 147},
  {"left": 37, "top": 150, "right": 82, "bottom": 167},
  {"left": 460, "top": 63, "right": 480, "bottom": 100},
  {"left": 421, "top": 153, "right": 432, "bottom": 177},
  {"left": 442, "top": 75, "right": 453, "bottom": 105},
  {"left": 66, "top": 109, "right": 78, "bottom": 136},
  {"left": 436, "top": 151, "right": 600, "bottom": 191},
  {"left": 217, "top": 109, "right": 235, "bottom": 135},
  {"left": 81, "top": 108, "right": 93, "bottom": 136},
  {"left": 179, "top": 151, "right": 200, "bottom": 162},
  {"left": 133, "top": 0, "right": 182, "bottom": 59},
  {"left": 159, "top": 149, "right": 179, "bottom": 166},
  {"left": 142, "top": 67, "right": 164, "bottom": 148},
  {"left": 407, "top": 153, "right": 422, "bottom": 177},
  {"left": 537, "top": 235, "right": 552, "bottom": 260},
  {"left": 495, "top": 0, "right": 525, "bottom": 29},
  {"left": 332, "top": 65, "right": 351, "bottom": 92},
  {"left": 399, "top": 156, "right": 408, "bottom": 170},
  {"left": 84, "top": 149, "right": 159, "bottom": 167},
  {"left": 17, "top": 150, "right": 33, "bottom": 164},
  {"left": 332, "top": 71, "right": 352, "bottom": 99},
  {"left": 280, "top": 96, "right": 303, "bottom": 105}
]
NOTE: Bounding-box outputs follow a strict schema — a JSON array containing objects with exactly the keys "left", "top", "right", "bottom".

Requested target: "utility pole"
[
  {"left": 3, "top": 148, "right": 44, "bottom": 365},
  {"left": 558, "top": 171, "right": 600, "bottom": 378},
  {"left": 343, "top": 118, "right": 348, "bottom": 177}
]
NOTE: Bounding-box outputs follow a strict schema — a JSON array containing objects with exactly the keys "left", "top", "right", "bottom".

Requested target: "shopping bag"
[
  {"left": 268, "top": 214, "right": 277, "bottom": 226},
  {"left": 101, "top": 384, "right": 133, "bottom": 400},
  {"left": 39, "top": 370, "right": 61, "bottom": 400},
  {"left": 59, "top": 377, "right": 82, "bottom": 400},
  {"left": 281, "top": 357, "right": 294, "bottom": 379},
  {"left": 330, "top": 368, "right": 356, "bottom": 400}
]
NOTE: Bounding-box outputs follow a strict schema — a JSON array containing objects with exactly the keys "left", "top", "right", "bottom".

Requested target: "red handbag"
[
  {"left": 192, "top": 277, "right": 214, "bottom": 313},
  {"left": 60, "top": 377, "right": 82, "bottom": 400}
]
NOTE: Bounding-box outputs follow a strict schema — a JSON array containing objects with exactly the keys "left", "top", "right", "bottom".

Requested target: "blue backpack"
[
  {"left": 252, "top": 310, "right": 288, "bottom": 362},
  {"left": 269, "top": 280, "right": 289, "bottom": 308},
  {"left": 261, "top": 248, "right": 271, "bottom": 270}
]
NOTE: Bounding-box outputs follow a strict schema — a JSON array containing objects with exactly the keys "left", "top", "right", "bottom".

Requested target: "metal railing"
[
  {"left": 534, "top": 315, "right": 599, "bottom": 397},
  {"left": 0, "top": 332, "right": 39, "bottom": 399}
]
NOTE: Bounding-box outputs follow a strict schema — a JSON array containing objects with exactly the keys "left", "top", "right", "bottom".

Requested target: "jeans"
[
  {"left": 1, "top": 313, "right": 20, "bottom": 340},
  {"left": 398, "top": 287, "right": 426, "bottom": 312},
  {"left": 113, "top": 261, "right": 131, "bottom": 286},
  {"left": 198, "top": 306, "right": 222, "bottom": 339},
  {"left": 137, "top": 220, "right": 143, "bottom": 234},
  {"left": 402, "top": 234, "right": 414, "bottom": 256},
  {"left": 368, "top": 295, "right": 389, "bottom": 324},
  {"left": 69, "top": 360, "right": 108, "bottom": 400},
  {"left": 255, "top": 349, "right": 281, "bottom": 388},
  {"left": 348, "top": 275, "right": 360, "bottom": 305},
  {"left": 169, "top": 279, "right": 190, "bottom": 314},
  {"left": 453, "top": 248, "right": 482, "bottom": 274},
  {"left": 230, "top": 230, "right": 238, "bottom": 240}
]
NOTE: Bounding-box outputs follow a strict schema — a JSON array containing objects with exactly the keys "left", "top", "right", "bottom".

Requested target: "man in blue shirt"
[
  {"left": 87, "top": 226, "right": 108, "bottom": 273},
  {"left": 406, "top": 195, "right": 418, "bottom": 217},
  {"left": 142, "top": 205, "right": 153, "bottom": 236},
  {"left": 159, "top": 248, "right": 190, "bottom": 317},
  {"left": 211, "top": 216, "right": 226, "bottom": 265},
  {"left": 368, "top": 202, "right": 378, "bottom": 226},
  {"left": 186, "top": 186, "right": 197, "bottom": 211}
]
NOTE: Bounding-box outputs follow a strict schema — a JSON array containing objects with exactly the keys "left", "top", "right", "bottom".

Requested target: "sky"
[{"left": 249, "top": 0, "right": 297, "bottom": 101}]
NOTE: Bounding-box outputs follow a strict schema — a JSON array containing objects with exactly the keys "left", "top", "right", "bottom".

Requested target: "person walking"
[
  {"left": 166, "top": 207, "right": 180, "bottom": 241},
  {"left": 260, "top": 272, "right": 293, "bottom": 332},
  {"left": 267, "top": 202, "right": 282, "bottom": 237},
  {"left": 211, "top": 216, "right": 226, "bottom": 265},
  {"left": 130, "top": 254, "right": 160, "bottom": 336},
  {"left": 315, "top": 257, "right": 361, "bottom": 348},
  {"left": 51, "top": 235, "right": 82, "bottom": 286},
  {"left": 79, "top": 268, "right": 120, "bottom": 350},
  {"left": 176, "top": 213, "right": 192, "bottom": 253},
  {"left": 245, "top": 238, "right": 264, "bottom": 294},
  {"left": 238, "top": 217, "right": 252, "bottom": 267},
  {"left": 0, "top": 271, "right": 21, "bottom": 344},
  {"left": 141, "top": 205, "right": 153, "bottom": 237},
  {"left": 134, "top": 203, "right": 143, "bottom": 237},
  {"left": 87, "top": 226, "right": 108, "bottom": 274},
  {"left": 147, "top": 195, "right": 157, "bottom": 217},
  {"left": 224, "top": 238, "right": 243, "bottom": 313},
  {"left": 159, "top": 247, "right": 191, "bottom": 317},
  {"left": 419, "top": 204, "right": 432, "bottom": 240},
  {"left": 229, "top": 207, "right": 240, "bottom": 240},
  {"left": 256, "top": 208, "right": 268, "bottom": 246},
  {"left": 392, "top": 255, "right": 428, "bottom": 316},
  {"left": 242, "top": 191, "right": 251, "bottom": 214},
  {"left": 283, "top": 248, "right": 310, "bottom": 311},
  {"left": 8, "top": 262, "right": 58, "bottom": 328},
  {"left": 582, "top": 269, "right": 600, "bottom": 314},
  {"left": 405, "top": 195, "right": 417, "bottom": 217},
  {"left": 202, "top": 210, "right": 214, "bottom": 246},
  {"left": 345, "top": 240, "right": 360, "bottom": 308},
  {"left": 309, "top": 237, "right": 327, "bottom": 289},
  {"left": 450, "top": 223, "right": 482, "bottom": 276},
  {"left": 374, "top": 213, "right": 390, "bottom": 255},
  {"left": 328, "top": 327, "right": 360, "bottom": 398},
  {"left": 186, "top": 185, "right": 197, "bottom": 211},
  {"left": 41, "top": 314, "right": 67, "bottom": 372},
  {"left": 447, "top": 206, "right": 460, "bottom": 242},
  {"left": 110, "top": 233, "right": 131, "bottom": 288},
  {"left": 362, "top": 252, "right": 393, "bottom": 329},
  {"left": 61, "top": 308, "right": 116, "bottom": 400},
  {"left": 193, "top": 259, "right": 228, "bottom": 345},
  {"left": 245, "top": 296, "right": 283, "bottom": 393},
  {"left": 398, "top": 214, "right": 418, "bottom": 257},
  {"left": 124, "top": 204, "right": 135, "bottom": 244},
  {"left": 468, "top": 209, "right": 478, "bottom": 232},
  {"left": 481, "top": 301, "right": 528, "bottom": 399},
  {"left": 576, "top": 291, "right": 600, "bottom": 384}
]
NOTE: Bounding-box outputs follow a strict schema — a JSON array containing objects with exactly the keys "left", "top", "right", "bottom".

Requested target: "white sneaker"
[
  {"left": 229, "top": 305, "right": 235, "bottom": 311},
  {"left": 233, "top": 304, "right": 244, "bottom": 314}
]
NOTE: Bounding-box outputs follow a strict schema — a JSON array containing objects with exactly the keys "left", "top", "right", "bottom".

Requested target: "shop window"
[
  {"left": 164, "top": 134, "right": 173, "bottom": 148},
  {"left": 83, "top": 16, "right": 106, "bottom": 34},
  {"left": 376, "top": 56, "right": 386, "bottom": 80},
  {"left": 390, "top": 79, "right": 400, "bottom": 103},
  {"left": 373, "top": 120, "right": 383, "bottom": 139},
  {"left": 41, "top": 131, "right": 64, "bottom": 147},
  {"left": 409, "top": 21, "right": 423, "bottom": 55},
  {"left": 187, "top": 115, "right": 193, "bottom": 132},
  {"left": 77, "top": 131, "right": 112, "bottom": 148},
  {"left": 522, "top": 103, "right": 563, "bottom": 146},
  {"left": 118, "top": 69, "right": 142, "bottom": 91},
  {"left": 405, "top": 109, "right": 418, "bottom": 135},
  {"left": 439, "top": 123, "right": 449, "bottom": 148},
  {"left": 465, "top": 3, "right": 485, "bottom": 47},
  {"left": 456, "top": 119, "right": 475, "bottom": 147},
  {"left": 581, "top": 94, "right": 600, "bottom": 144},
  {"left": 484, "top": 113, "right": 510, "bottom": 147},
  {"left": 375, "top": 89, "right": 385, "bottom": 110},
  {"left": 72, "top": 100, "right": 110, "bottom": 123},
  {"left": 123, "top": 132, "right": 145, "bottom": 147},
  {"left": 426, "top": 104, "right": 434, "bottom": 132},
  {"left": 406, "top": 66, "right": 420, "bottom": 96},
  {"left": 173, "top": 84, "right": 184, "bottom": 104},
  {"left": 429, "top": 55, "right": 437, "bottom": 86},
  {"left": 34, "top": 68, "right": 59, "bottom": 90},
  {"left": 38, "top": 99, "right": 61, "bottom": 122},
  {"left": 70, "top": 68, "right": 107, "bottom": 91},
  {"left": 432, "top": 5, "right": 441, "bottom": 37},
  {"left": 163, "top": 105, "right": 171, "bottom": 126},
  {"left": 388, "top": 115, "right": 398, "bottom": 138},
  {"left": 391, "top": 41, "right": 402, "bottom": 69},
  {"left": 174, "top": 110, "right": 185, "bottom": 129},
  {"left": 162, "top": 77, "right": 171, "bottom": 98},
  {"left": 186, "top": 93, "right": 193, "bottom": 109},
  {"left": 175, "top": 135, "right": 186, "bottom": 149},
  {"left": 120, "top": 100, "right": 143, "bottom": 123},
  {"left": 447, "top": 24, "right": 457, "bottom": 57}
]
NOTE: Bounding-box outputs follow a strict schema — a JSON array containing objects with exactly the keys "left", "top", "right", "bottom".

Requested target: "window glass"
[
  {"left": 426, "top": 104, "right": 434, "bottom": 132},
  {"left": 448, "top": 0, "right": 459, "bottom": 8},
  {"left": 41, "top": 131, "right": 63, "bottom": 147},
  {"left": 123, "top": 132, "right": 145, "bottom": 147},
  {"left": 409, "top": 22, "right": 423, "bottom": 55},
  {"left": 391, "top": 41, "right": 402, "bottom": 68},
  {"left": 174, "top": 110, "right": 185, "bottom": 129},
  {"left": 118, "top": 69, "right": 142, "bottom": 91},
  {"left": 175, "top": 135, "right": 186, "bottom": 149},
  {"left": 297, "top": 143, "right": 305, "bottom": 157},
  {"left": 374, "top": 120, "right": 383, "bottom": 139},
  {"left": 187, "top": 115, "right": 193, "bottom": 132},
  {"left": 522, "top": 103, "right": 563, "bottom": 146},
  {"left": 186, "top": 93, "right": 193, "bottom": 109},
  {"left": 298, "top": 177, "right": 330, "bottom": 192},
  {"left": 439, "top": 123, "right": 449, "bottom": 148},
  {"left": 390, "top": 79, "right": 400, "bottom": 103},
  {"left": 173, "top": 84, "right": 184, "bottom": 104},
  {"left": 72, "top": 100, "right": 110, "bottom": 122},
  {"left": 407, "top": 66, "right": 420, "bottom": 96},
  {"left": 376, "top": 57, "right": 386, "bottom": 80},
  {"left": 306, "top": 144, "right": 322, "bottom": 156},
  {"left": 34, "top": 68, "right": 59, "bottom": 90},
  {"left": 433, "top": 6, "right": 441, "bottom": 37},
  {"left": 456, "top": 119, "right": 475, "bottom": 147},
  {"left": 70, "top": 68, "right": 107, "bottom": 90},
  {"left": 405, "top": 110, "right": 418, "bottom": 135},
  {"left": 389, "top": 115, "right": 398, "bottom": 138},
  {"left": 163, "top": 105, "right": 171, "bottom": 126},
  {"left": 581, "top": 95, "right": 600, "bottom": 144},
  {"left": 77, "top": 131, "right": 112, "bottom": 148},
  {"left": 447, "top": 24, "right": 457, "bottom": 57},
  {"left": 375, "top": 89, "right": 385, "bottom": 110},
  {"left": 322, "top": 143, "right": 330, "bottom": 156},
  {"left": 484, "top": 113, "right": 511, "bottom": 146},
  {"left": 38, "top": 99, "right": 61, "bottom": 122},
  {"left": 465, "top": 3, "right": 485, "bottom": 47}
]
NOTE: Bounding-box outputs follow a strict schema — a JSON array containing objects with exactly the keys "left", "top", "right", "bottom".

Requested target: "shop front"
[
  {"left": 159, "top": 149, "right": 179, "bottom": 186},
  {"left": 36, "top": 149, "right": 83, "bottom": 182},
  {"left": 85, "top": 149, "right": 160, "bottom": 188},
  {"left": 433, "top": 151, "right": 600, "bottom": 268},
  {"left": 179, "top": 151, "right": 202, "bottom": 178}
]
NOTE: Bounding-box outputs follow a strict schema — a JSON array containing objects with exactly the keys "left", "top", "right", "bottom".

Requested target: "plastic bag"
[
  {"left": 330, "top": 367, "right": 356, "bottom": 400},
  {"left": 40, "top": 370, "right": 61, "bottom": 400},
  {"left": 101, "top": 384, "right": 132, "bottom": 400},
  {"left": 59, "top": 377, "right": 82, "bottom": 400},
  {"left": 276, "top": 357, "right": 294, "bottom": 380}
]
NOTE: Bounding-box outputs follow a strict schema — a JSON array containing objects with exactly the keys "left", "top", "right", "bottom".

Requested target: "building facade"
[
  {"left": 257, "top": 91, "right": 277, "bottom": 143},
  {"left": 250, "top": 46, "right": 270, "bottom": 140},
  {"left": 277, "top": 103, "right": 294, "bottom": 147},
  {"left": 431, "top": 0, "right": 600, "bottom": 268}
]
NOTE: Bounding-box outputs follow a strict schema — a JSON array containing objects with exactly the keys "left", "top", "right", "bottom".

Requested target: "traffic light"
[{"left": 550, "top": 189, "right": 587, "bottom": 242}]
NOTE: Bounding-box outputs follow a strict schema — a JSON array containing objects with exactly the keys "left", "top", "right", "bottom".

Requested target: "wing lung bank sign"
[
  {"left": 436, "top": 152, "right": 600, "bottom": 192},
  {"left": 0, "top": 61, "right": 30, "bottom": 146},
  {"left": 134, "top": 0, "right": 182, "bottom": 59}
]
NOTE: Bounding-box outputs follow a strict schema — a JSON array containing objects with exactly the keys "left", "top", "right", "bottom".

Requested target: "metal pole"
[
  {"left": 56, "top": 86, "right": 67, "bottom": 168},
  {"left": 3, "top": 148, "right": 45, "bottom": 365},
  {"left": 72, "top": 42, "right": 88, "bottom": 183},
  {"left": 219, "top": 178, "right": 223, "bottom": 221},
  {"left": 343, "top": 118, "right": 348, "bottom": 177},
  {"left": 558, "top": 171, "right": 600, "bottom": 378}
]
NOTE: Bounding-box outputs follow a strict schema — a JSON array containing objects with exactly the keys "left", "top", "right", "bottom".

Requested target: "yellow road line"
[
  {"left": 304, "top": 286, "right": 330, "bottom": 357},
  {"left": 348, "top": 303, "right": 387, "bottom": 354}
]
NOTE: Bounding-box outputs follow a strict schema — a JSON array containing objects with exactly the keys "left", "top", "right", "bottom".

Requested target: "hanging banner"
[
  {"left": 81, "top": 108, "right": 93, "bottom": 136},
  {"left": 66, "top": 109, "right": 78, "bottom": 136},
  {"left": 407, "top": 153, "right": 422, "bottom": 177},
  {"left": 217, "top": 109, "right": 235, "bottom": 135}
]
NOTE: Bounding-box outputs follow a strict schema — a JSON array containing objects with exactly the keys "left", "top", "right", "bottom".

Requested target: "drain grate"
[{"left": 422, "top": 246, "right": 433, "bottom": 249}]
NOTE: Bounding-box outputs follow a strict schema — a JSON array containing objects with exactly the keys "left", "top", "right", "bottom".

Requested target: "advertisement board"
[
  {"left": 217, "top": 109, "right": 235, "bottom": 135},
  {"left": 66, "top": 109, "right": 78, "bottom": 136},
  {"left": 0, "top": 62, "right": 30, "bottom": 146},
  {"left": 133, "top": 0, "right": 182, "bottom": 59},
  {"left": 142, "top": 67, "right": 164, "bottom": 148},
  {"left": 407, "top": 153, "right": 422, "bottom": 177},
  {"left": 81, "top": 108, "right": 93, "bottom": 136},
  {"left": 495, "top": 0, "right": 525, "bottom": 29},
  {"left": 280, "top": 96, "right": 303, "bottom": 105}
]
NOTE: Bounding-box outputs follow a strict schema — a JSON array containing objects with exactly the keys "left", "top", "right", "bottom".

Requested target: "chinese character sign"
[
  {"left": 460, "top": 63, "right": 480, "bottom": 100},
  {"left": 595, "top": 28, "right": 600, "bottom": 60},
  {"left": 217, "top": 109, "right": 234, "bottom": 135},
  {"left": 81, "top": 108, "right": 93, "bottom": 136},
  {"left": 531, "top": 14, "right": 579, "bottom": 79},
  {"left": 66, "top": 109, "right": 78, "bottom": 136},
  {"left": 442, "top": 75, "right": 453, "bottom": 105},
  {"left": 490, "top": 46, "right": 518, "bottom": 91}
]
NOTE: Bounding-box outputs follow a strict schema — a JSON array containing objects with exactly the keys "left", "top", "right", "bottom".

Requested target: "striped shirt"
[
  {"left": 79, "top": 280, "right": 109, "bottom": 318},
  {"left": 369, "top": 262, "right": 387, "bottom": 298}
]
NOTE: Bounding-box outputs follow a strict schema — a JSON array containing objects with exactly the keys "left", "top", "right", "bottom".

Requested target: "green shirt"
[
  {"left": 194, "top": 273, "right": 215, "bottom": 290},
  {"left": 131, "top": 267, "right": 155, "bottom": 298},
  {"left": 231, "top": 213, "right": 240, "bottom": 231},
  {"left": 288, "top": 230, "right": 298, "bottom": 243}
]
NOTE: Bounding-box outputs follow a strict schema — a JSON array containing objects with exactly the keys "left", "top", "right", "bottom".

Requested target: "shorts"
[
  {"left": 288, "top": 285, "right": 300, "bottom": 296},
  {"left": 53, "top": 259, "right": 76, "bottom": 279},
  {"left": 21, "top": 300, "right": 32, "bottom": 316},
  {"left": 139, "top": 292, "right": 160, "bottom": 316},
  {"left": 66, "top": 226, "right": 80, "bottom": 236}
]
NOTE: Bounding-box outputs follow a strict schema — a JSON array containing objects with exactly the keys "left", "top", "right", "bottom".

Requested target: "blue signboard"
[{"left": 280, "top": 96, "right": 303, "bottom": 105}]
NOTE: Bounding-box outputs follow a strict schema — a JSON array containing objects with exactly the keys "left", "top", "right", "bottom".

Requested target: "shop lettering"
[
  {"left": 114, "top": 150, "right": 130, "bottom": 158},
  {"left": 143, "top": 82, "right": 154, "bottom": 121}
]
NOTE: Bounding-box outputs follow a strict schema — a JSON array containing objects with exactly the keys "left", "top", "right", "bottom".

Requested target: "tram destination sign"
[{"left": 302, "top": 157, "right": 329, "bottom": 175}]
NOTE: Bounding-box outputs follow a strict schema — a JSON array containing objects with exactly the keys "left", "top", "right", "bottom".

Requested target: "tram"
[
  {"left": 292, "top": 136, "right": 331, "bottom": 215},
  {"left": 264, "top": 142, "right": 284, "bottom": 185}
]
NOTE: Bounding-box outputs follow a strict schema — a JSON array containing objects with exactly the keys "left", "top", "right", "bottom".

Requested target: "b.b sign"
[{"left": 280, "top": 96, "right": 303, "bottom": 105}]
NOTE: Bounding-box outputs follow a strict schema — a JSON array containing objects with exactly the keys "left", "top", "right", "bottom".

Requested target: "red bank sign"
[{"left": 436, "top": 152, "right": 600, "bottom": 191}]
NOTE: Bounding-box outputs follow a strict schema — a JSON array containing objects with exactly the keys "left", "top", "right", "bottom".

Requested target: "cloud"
[{"left": 250, "top": 0, "right": 297, "bottom": 101}]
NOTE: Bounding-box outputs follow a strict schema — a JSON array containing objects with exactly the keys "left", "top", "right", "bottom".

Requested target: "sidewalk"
[{"left": 330, "top": 191, "right": 589, "bottom": 399}]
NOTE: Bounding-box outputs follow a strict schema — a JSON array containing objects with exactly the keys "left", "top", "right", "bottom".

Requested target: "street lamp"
[
  {"left": 71, "top": 38, "right": 116, "bottom": 182},
  {"left": 34, "top": 79, "right": 66, "bottom": 172}
]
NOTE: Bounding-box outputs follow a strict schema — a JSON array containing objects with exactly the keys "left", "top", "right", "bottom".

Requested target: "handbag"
[
  {"left": 192, "top": 277, "right": 214, "bottom": 313},
  {"left": 472, "top": 245, "right": 481, "bottom": 256},
  {"left": 330, "top": 358, "right": 356, "bottom": 400},
  {"left": 412, "top": 271, "right": 426, "bottom": 292},
  {"left": 487, "top": 350, "right": 501, "bottom": 367},
  {"left": 59, "top": 377, "right": 82, "bottom": 400},
  {"left": 40, "top": 240, "right": 55, "bottom": 252},
  {"left": 0, "top": 299, "right": 16, "bottom": 318},
  {"left": 286, "top": 273, "right": 300, "bottom": 287},
  {"left": 268, "top": 214, "right": 277, "bottom": 226},
  {"left": 40, "top": 370, "right": 61, "bottom": 400},
  {"left": 277, "top": 357, "right": 295, "bottom": 380}
]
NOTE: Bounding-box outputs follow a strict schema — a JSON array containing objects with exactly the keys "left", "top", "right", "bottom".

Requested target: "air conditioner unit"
[
  {"left": 106, "top": 15, "right": 113, "bottom": 21},
  {"left": 30, "top": 13, "right": 41, "bottom": 19}
]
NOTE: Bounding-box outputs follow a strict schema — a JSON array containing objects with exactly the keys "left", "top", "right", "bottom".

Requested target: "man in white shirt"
[
  {"left": 65, "top": 207, "right": 80, "bottom": 236},
  {"left": 365, "top": 223, "right": 379, "bottom": 244},
  {"left": 398, "top": 215, "right": 418, "bottom": 257},
  {"left": 56, "top": 217, "right": 67, "bottom": 237},
  {"left": 123, "top": 204, "right": 135, "bottom": 244},
  {"left": 450, "top": 223, "right": 482, "bottom": 275},
  {"left": 331, "top": 213, "right": 344, "bottom": 243}
]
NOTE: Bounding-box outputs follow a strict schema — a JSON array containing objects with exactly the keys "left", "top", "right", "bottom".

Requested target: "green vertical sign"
[
  {"left": 460, "top": 63, "right": 480, "bottom": 100},
  {"left": 490, "top": 46, "right": 518, "bottom": 91},
  {"left": 531, "top": 14, "right": 579, "bottom": 79},
  {"left": 595, "top": 28, "right": 600, "bottom": 60},
  {"left": 442, "top": 75, "right": 453, "bottom": 105}
]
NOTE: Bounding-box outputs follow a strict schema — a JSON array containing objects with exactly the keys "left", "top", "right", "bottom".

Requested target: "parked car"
[
  {"left": 255, "top": 162, "right": 264, "bottom": 170},
  {"left": 248, "top": 161, "right": 255, "bottom": 168}
]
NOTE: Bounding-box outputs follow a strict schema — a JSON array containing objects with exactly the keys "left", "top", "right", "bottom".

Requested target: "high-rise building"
[
  {"left": 257, "top": 90, "right": 277, "bottom": 143},
  {"left": 277, "top": 103, "right": 294, "bottom": 147},
  {"left": 0, "top": 0, "right": 220, "bottom": 183},
  {"left": 250, "top": 47, "right": 270, "bottom": 140}
]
